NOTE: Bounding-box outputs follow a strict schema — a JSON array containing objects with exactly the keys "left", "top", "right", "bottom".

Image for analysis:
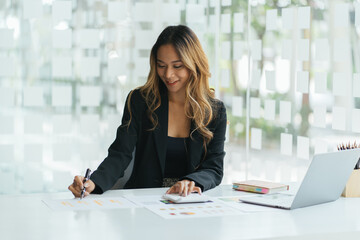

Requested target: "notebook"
[{"left": 238, "top": 148, "right": 360, "bottom": 210}]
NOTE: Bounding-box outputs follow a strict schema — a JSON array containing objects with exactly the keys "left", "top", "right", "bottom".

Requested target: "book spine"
[{"left": 233, "top": 184, "right": 269, "bottom": 193}]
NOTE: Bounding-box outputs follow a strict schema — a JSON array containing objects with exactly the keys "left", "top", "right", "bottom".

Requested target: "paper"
[
  {"left": 296, "top": 71, "right": 309, "bottom": 93},
  {"left": 251, "top": 69, "right": 261, "bottom": 90},
  {"left": 266, "top": 9, "right": 277, "bottom": 31},
  {"left": 298, "top": 6, "right": 310, "bottom": 29},
  {"left": 221, "top": 41, "right": 230, "bottom": 60},
  {"left": 78, "top": 29, "right": 100, "bottom": 49},
  {"left": 281, "top": 133, "right": 293, "bottom": 156},
  {"left": 108, "top": 2, "right": 127, "bottom": 22},
  {"left": 52, "top": 86, "right": 72, "bottom": 107},
  {"left": 251, "top": 128, "right": 262, "bottom": 150},
  {"left": 251, "top": 40, "right": 262, "bottom": 61},
  {"left": 80, "top": 57, "right": 100, "bottom": 77},
  {"left": 265, "top": 70, "right": 276, "bottom": 91},
  {"left": 23, "top": 87, "right": 44, "bottom": 107},
  {"left": 313, "top": 105, "right": 326, "bottom": 128},
  {"left": 281, "top": 39, "right": 292, "bottom": 60},
  {"left": 281, "top": 8, "right": 294, "bottom": 30},
  {"left": 43, "top": 197, "right": 139, "bottom": 211},
  {"left": 297, "top": 136, "right": 309, "bottom": 160},
  {"left": 0, "top": 145, "right": 13, "bottom": 163},
  {"left": 79, "top": 114, "right": 99, "bottom": 135},
  {"left": 23, "top": 0, "right": 43, "bottom": 19},
  {"left": 124, "top": 195, "right": 170, "bottom": 207},
  {"left": 52, "top": 1, "right": 72, "bottom": 22},
  {"left": 353, "top": 73, "right": 360, "bottom": 97},
  {"left": 80, "top": 86, "right": 101, "bottom": 107},
  {"left": 332, "top": 72, "right": 349, "bottom": 96},
  {"left": 0, "top": 29, "right": 14, "bottom": 48},
  {"left": 352, "top": 109, "right": 360, "bottom": 133},
  {"left": 52, "top": 114, "right": 72, "bottom": 134},
  {"left": 52, "top": 57, "right": 72, "bottom": 78},
  {"left": 53, "top": 144, "right": 72, "bottom": 162},
  {"left": 146, "top": 201, "right": 239, "bottom": 219},
  {"left": 332, "top": 107, "right": 346, "bottom": 131},
  {"left": 234, "top": 13, "right": 244, "bottom": 33},
  {"left": 333, "top": 38, "right": 350, "bottom": 62},
  {"left": 134, "top": 2, "right": 155, "bottom": 22},
  {"left": 297, "top": 39, "right": 309, "bottom": 61},
  {"left": 186, "top": 4, "right": 205, "bottom": 23},
  {"left": 24, "top": 115, "right": 43, "bottom": 134},
  {"left": 0, "top": 56, "right": 15, "bottom": 77},
  {"left": 221, "top": 14, "right": 231, "bottom": 33},
  {"left": 314, "top": 139, "right": 327, "bottom": 154},
  {"left": 233, "top": 41, "right": 244, "bottom": 59},
  {"left": 0, "top": 116, "right": 14, "bottom": 134},
  {"left": 314, "top": 72, "right": 327, "bottom": 94},
  {"left": 161, "top": 3, "right": 181, "bottom": 24},
  {"left": 334, "top": 3, "right": 349, "bottom": 28},
  {"left": 52, "top": 30, "right": 72, "bottom": 49},
  {"left": 279, "top": 101, "right": 291, "bottom": 124},
  {"left": 250, "top": 97, "right": 260, "bottom": 119},
  {"left": 232, "top": 96, "right": 243, "bottom": 117},
  {"left": 0, "top": 88, "right": 15, "bottom": 107},
  {"left": 264, "top": 99, "right": 275, "bottom": 121},
  {"left": 217, "top": 196, "right": 282, "bottom": 213},
  {"left": 314, "top": 39, "right": 329, "bottom": 61},
  {"left": 24, "top": 144, "right": 42, "bottom": 162}
]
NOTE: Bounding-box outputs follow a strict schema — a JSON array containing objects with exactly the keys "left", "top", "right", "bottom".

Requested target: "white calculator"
[{"left": 162, "top": 193, "right": 210, "bottom": 203}]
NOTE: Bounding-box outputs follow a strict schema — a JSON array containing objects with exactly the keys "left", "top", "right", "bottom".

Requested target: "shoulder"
[{"left": 211, "top": 98, "right": 226, "bottom": 117}]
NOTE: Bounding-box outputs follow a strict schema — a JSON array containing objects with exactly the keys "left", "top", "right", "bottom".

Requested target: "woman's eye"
[
  {"left": 157, "top": 65, "right": 165, "bottom": 68},
  {"left": 174, "top": 65, "right": 183, "bottom": 69}
]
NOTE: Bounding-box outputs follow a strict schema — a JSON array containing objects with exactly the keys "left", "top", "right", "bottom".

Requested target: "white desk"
[{"left": 1, "top": 185, "right": 360, "bottom": 240}]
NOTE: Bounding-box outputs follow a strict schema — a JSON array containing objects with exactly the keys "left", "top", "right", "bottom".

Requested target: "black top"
[{"left": 164, "top": 136, "right": 188, "bottom": 178}]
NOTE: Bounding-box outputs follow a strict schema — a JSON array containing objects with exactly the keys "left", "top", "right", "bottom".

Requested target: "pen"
[{"left": 80, "top": 168, "right": 91, "bottom": 199}]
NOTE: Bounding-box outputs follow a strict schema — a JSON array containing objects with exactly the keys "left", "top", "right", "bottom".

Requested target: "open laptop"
[{"left": 238, "top": 148, "right": 360, "bottom": 210}]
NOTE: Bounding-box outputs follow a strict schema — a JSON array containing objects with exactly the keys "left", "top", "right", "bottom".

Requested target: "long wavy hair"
[{"left": 129, "top": 25, "right": 216, "bottom": 145}]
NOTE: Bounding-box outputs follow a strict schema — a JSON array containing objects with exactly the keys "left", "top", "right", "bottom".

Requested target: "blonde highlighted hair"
[{"left": 129, "top": 25, "right": 216, "bottom": 145}]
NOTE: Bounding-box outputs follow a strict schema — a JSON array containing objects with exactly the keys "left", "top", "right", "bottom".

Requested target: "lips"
[{"left": 166, "top": 80, "right": 179, "bottom": 86}]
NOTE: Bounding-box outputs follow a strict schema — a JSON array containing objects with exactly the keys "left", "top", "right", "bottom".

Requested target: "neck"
[{"left": 168, "top": 92, "right": 186, "bottom": 104}]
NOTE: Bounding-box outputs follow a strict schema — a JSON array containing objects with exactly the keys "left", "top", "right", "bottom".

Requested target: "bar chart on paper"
[{"left": 43, "top": 197, "right": 139, "bottom": 211}]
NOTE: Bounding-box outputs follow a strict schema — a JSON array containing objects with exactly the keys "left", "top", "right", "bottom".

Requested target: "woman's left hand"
[{"left": 166, "top": 180, "right": 202, "bottom": 196}]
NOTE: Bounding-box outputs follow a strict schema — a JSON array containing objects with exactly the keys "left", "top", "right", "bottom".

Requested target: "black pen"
[{"left": 80, "top": 168, "right": 91, "bottom": 199}]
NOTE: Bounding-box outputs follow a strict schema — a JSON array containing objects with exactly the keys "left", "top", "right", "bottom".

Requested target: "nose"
[{"left": 164, "top": 67, "right": 174, "bottom": 79}]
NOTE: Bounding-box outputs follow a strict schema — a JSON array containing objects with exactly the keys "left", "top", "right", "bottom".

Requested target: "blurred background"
[{"left": 0, "top": 0, "right": 359, "bottom": 194}]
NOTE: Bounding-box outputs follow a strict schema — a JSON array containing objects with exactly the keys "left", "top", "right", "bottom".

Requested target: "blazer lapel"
[{"left": 153, "top": 91, "right": 168, "bottom": 175}]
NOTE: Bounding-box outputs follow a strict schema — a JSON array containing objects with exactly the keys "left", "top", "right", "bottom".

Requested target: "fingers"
[
  {"left": 166, "top": 180, "right": 201, "bottom": 197},
  {"left": 68, "top": 175, "right": 89, "bottom": 198}
]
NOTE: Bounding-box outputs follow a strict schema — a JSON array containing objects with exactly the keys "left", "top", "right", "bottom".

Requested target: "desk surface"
[{"left": 1, "top": 185, "right": 360, "bottom": 240}]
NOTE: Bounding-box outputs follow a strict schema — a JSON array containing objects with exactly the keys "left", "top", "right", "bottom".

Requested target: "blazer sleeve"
[
  {"left": 182, "top": 101, "right": 227, "bottom": 191},
  {"left": 90, "top": 90, "right": 143, "bottom": 193}
]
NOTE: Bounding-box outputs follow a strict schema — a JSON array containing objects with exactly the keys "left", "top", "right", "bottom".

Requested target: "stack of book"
[{"left": 233, "top": 180, "right": 289, "bottom": 194}]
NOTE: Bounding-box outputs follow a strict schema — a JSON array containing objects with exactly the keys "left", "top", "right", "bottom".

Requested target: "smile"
[{"left": 166, "top": 80, "right": 179, "bottom": 86}]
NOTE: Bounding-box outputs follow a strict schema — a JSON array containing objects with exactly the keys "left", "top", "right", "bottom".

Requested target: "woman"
[{"left": 68, "top": 25, "right": 227, "bottom": 198}]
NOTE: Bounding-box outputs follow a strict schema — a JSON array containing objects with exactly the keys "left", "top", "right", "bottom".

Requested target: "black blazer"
[{"left": 90, "top": 85, "right": 227, "bottom": 193}]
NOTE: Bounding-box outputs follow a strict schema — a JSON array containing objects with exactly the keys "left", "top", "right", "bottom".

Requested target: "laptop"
[{"left": 238, "top": 149, "right": 360, "bottom": 210}]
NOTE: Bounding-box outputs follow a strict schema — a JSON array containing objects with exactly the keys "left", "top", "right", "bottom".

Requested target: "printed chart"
[
  {"left": 43, "top": 196, "right": 138, "bottom": 211},
  {"left": 146, "top": 201, "right": 242, "bottom": 219}
]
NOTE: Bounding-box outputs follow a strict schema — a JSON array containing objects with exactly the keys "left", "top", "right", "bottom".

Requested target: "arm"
[{"left": 89, "top": 90, "right": 143, "bottom": 193}]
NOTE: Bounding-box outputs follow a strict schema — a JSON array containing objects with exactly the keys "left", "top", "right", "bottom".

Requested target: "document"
[{"left": 43, "top": 196, "right": 139, "bottom": 211}]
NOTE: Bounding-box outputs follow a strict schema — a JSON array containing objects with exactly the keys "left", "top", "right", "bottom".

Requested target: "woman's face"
[{"left": 156, "top": 44, "right": 190, "bottom": 97}]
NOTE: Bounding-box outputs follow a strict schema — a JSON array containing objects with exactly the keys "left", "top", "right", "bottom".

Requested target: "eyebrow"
[{"left": 157, "top": 59, "right": 182, "bottom": 64}]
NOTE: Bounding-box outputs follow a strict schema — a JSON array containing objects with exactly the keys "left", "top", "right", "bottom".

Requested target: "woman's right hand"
[{"left": 68, "top": 176, "right": 95, "bottom": 198}]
